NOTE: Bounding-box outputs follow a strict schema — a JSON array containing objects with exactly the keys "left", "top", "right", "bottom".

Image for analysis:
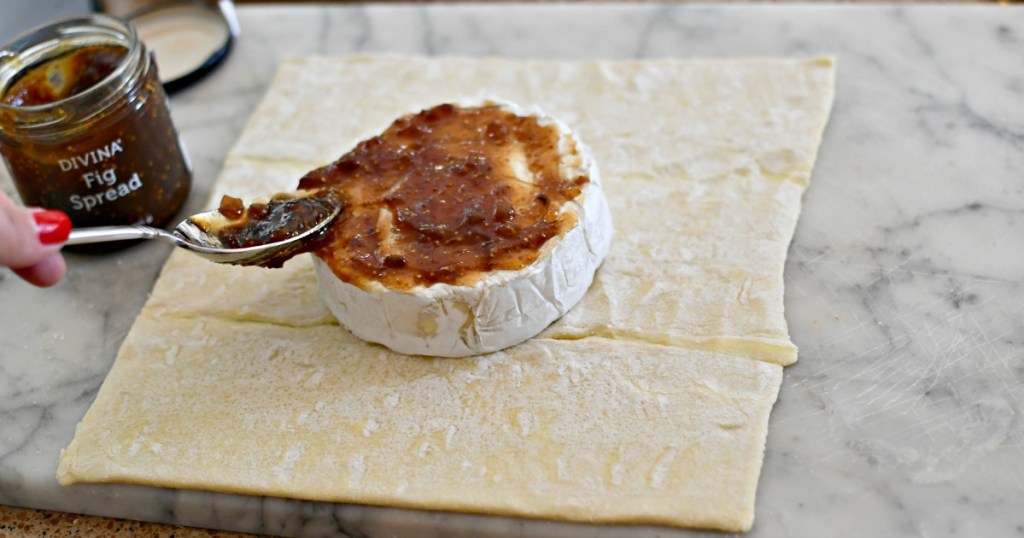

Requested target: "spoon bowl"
[{"left": 65, "top": 198, "right": 341, "bottom": 267}]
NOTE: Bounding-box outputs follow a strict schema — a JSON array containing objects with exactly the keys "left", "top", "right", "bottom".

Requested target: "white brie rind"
[{"left": 313, "top": 101, "right": 613, "bottom": 357}]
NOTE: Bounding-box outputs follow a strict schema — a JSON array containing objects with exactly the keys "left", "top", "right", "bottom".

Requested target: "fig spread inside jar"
[
  {"left": 0, "top": 17, "right": 192, "bottom": 244},
  {"left": 1, "top": 44, "right": 126, "bottom": 106},
  {"left": 298, "top": 103, "right": 589, "bottom": 290}
]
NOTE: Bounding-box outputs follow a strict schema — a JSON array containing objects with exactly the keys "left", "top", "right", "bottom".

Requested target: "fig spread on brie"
[{"left": 297, "top": 103, "right": 589, "bottom": 290}]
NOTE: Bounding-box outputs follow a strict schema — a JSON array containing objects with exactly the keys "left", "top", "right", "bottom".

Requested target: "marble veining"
[{"left": 1, "top": 4, "right": 1022, "bottom": 537}]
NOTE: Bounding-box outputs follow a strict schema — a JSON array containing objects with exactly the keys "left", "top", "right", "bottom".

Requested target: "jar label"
[
  {"left": 53, "top": 137, "right": 145, "bottom": 217},
  {"left": 58, "top": 138, "right": 124, "bottom": 172}
]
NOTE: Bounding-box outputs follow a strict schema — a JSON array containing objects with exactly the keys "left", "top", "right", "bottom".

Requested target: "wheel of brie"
[{"left": 299, "top": 100, "right": 612, "bottom": 357}]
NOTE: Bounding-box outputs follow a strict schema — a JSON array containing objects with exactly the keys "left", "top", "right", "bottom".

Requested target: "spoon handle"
[{"left": 66, "top": 225, "right": 178, "bottom": 246}]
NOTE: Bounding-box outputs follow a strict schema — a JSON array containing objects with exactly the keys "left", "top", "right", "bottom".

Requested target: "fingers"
[
  {"left": 0, "top": 193, "right": 42, "bottom": 268},
  {"left": 0, "top": 191, "right": 70, "bottom": 287},
  {"left": 12, "top": 251, "right": 67, "bottom": 288}
]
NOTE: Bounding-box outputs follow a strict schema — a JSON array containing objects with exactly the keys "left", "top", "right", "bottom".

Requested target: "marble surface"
[{"left": 1, "top": 3, "right": 1023, "bottom": 537}]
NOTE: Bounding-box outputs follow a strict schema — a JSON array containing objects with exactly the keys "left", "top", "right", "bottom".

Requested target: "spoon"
[{"left": 65, "top": 194, "right": 342, "bottom": 267}]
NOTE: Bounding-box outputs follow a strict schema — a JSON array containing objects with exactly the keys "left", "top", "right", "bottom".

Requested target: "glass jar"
[{"left": 0, "top": 14, "right": 191, "bottom": 234}]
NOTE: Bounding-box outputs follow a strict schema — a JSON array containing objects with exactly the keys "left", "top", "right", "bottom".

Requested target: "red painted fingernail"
[{"left": 33, "top": 210, "right": 72, "bottom": 245}]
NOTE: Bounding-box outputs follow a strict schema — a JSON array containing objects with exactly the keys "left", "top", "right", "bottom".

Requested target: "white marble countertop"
[{"left": 2, "top": 3, "right": 1022, "bottom": 537}]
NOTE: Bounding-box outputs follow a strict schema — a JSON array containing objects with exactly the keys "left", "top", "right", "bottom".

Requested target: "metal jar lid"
[{"left": 126, "top": 0, "right": 238, "bottom": 93}]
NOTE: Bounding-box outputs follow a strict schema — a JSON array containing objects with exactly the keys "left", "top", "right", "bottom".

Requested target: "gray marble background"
[{"left": 1, "top": 4, "right": 1022, "bottom": 537}]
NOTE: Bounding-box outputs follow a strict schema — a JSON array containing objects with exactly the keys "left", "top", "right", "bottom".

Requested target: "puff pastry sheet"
[{"left": 58, "top": 56, "right": 835, "bottom": 532}]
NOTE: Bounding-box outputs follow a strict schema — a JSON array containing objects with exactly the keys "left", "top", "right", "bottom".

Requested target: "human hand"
[{"left": 0, "top": 191, "right": 70, "bottom": 287}]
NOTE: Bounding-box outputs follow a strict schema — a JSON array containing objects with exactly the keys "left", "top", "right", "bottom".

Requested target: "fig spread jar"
[{"left": 0, "top": 14, "right": 191, "bottom": 237}]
